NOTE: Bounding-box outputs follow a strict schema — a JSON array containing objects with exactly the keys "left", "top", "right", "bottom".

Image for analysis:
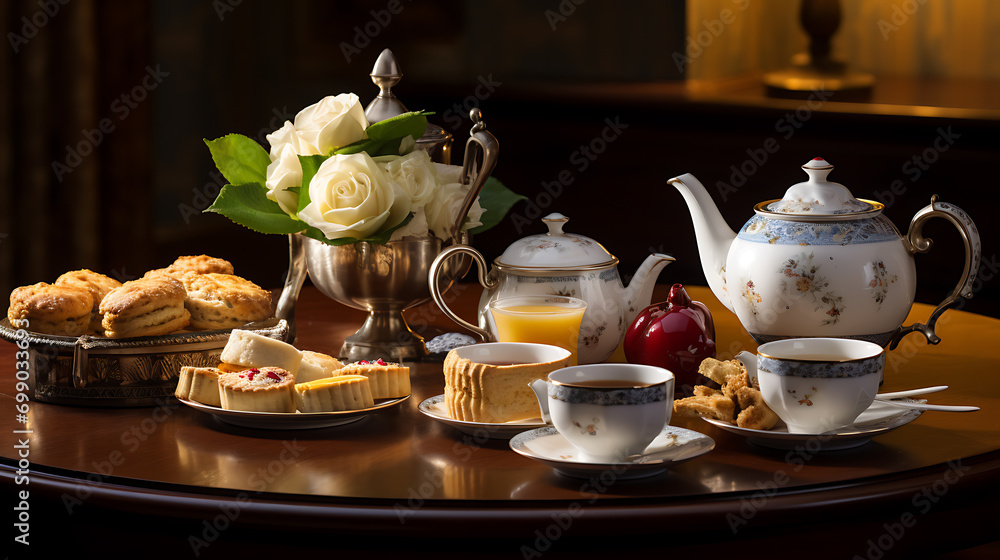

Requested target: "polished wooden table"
[{"left": 2, "top": 285, "right": 999, "bottom": 558}]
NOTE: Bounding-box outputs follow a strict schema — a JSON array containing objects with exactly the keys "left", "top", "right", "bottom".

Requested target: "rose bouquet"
[{"left": 203, "top": 93, "right": 522, "bottom": 245}]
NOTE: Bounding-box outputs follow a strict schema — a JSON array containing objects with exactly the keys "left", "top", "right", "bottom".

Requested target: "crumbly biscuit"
[
  {"left": 177, "top": 273, "right": 272, "bottom": 330},
  {"left": 167, "top": 255, "right": 234, "bottom": 275},
  {"left": 55, "top": 269, "right": 123, "bottom": 332},
  {"left": 8, "top": 282, "right": 93, "bottom": 336},
  {"left": 735, "top": 386, "right": 780, "bottom": 430},
  {"left": 100, "top": 276, "right": 190, "bottom": 338},
  {"left": 673, "top": 386, "right": 736, "bottom": 421},
  {"left": 698, "top": 357, "right": 745, "bottom": 387}
]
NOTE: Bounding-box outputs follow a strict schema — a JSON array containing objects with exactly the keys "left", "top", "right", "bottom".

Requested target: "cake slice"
[
  {"left": 174, "top": 366, "right": 222, "bottom": 407},
  {"left": 220, "top": 329, "right": 302, "bottom": 377},
  {"left": 218, "top": 366, "right": 295, "bottom": 413},
  {"left": 293, "top": 375, "right": 375, "bottom": 412},
  {"left": 338, "top": 359, "right": 410, "bottom": 399},
  {"left": 297, "top": 351, "right": 345, "bottom": 383}
]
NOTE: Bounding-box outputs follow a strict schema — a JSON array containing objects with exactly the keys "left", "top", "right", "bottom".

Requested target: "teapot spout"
[
  {"left": 623, "top": 253, "right": 675, "bottom": 325},
  {"left": 668, "top": 173, "right": 738, "bottom": 312},
  {"left": 528, "top": 379, "right": 551, "bottom": 424}
]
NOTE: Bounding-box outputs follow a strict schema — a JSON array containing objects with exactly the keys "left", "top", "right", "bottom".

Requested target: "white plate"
[
  {"left": 178, "top": 395, "right": 409, "bottom": 430},
  {"left": 418, "top": 395, "right": 545, "bottom": 439},
  {"left": 509, "top": 425, "right": 715, "bottom": 480},
  {"left": 701, "top": 398, "right": 924, "bottom": 450}
]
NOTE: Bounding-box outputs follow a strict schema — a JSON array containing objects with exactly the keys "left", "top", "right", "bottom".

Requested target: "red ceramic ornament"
[{"left": 623, "top": 283, "right": 716, "bottom": 389}]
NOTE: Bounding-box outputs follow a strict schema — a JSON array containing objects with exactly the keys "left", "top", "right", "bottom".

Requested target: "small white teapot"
[{"left": 429, "top": 213, "right": 674, "bottom": 364}]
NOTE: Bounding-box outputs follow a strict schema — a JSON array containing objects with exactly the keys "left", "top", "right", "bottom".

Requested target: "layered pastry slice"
[
  {"left": 297, "top": 351, "right": 345, "bottom": 383},
  {"left": 293, "top": 375, "right": 375, "bottom": 413},
  {"left": 218, "top": 366, "right": 295, "bottom": 413},
  {"left": 219, "top": 329, "right": 302, "bottom": 377},
  {"left": 338, "top": 359, "right": 410, "bottom": 399},
  {"left": 174, "top": 366, "right": 223, "bottom": 408}
]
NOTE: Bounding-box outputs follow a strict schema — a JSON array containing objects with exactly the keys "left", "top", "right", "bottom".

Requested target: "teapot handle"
[
  {"left": 429, "top": 244, "right": 497, "bottom": 342},
  {"left": 890, "top": 196, "right": 982, "bottom": 350}
]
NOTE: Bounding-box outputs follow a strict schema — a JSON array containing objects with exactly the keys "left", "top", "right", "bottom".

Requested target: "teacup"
[
  {"left": 528, "top": 364, "right": 674, "bottom": 463},
  {"left": 737, "top": 338, "right": 885, "bottom": 434}
]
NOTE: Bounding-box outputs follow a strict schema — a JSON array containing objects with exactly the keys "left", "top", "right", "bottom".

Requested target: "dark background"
[{"left": 1, "top": 0, "right": 997, "bottom": 320}]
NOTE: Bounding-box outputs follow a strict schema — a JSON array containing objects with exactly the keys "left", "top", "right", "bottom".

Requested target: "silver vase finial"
[{"left": 365, "top": 48, "right": 408, "bottom": 123}]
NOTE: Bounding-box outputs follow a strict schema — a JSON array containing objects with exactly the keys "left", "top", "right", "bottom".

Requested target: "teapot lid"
[
  {"left": 497, "top": 213, "right": 618, "bottom": 269},
  {"left": 759, "top": 158, "right": 882, "bottom": 220}
]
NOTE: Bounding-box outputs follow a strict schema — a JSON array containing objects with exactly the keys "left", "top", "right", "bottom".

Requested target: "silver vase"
[{"left": 300, "top": 234, "right": 471, "bottom": 361}]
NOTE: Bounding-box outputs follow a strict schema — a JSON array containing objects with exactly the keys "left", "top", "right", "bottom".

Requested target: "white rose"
[
  {"left": 264, "top": 144, "right": 303, "bottom": 217},
  {"left": 434, "top": 162, "right": 464, "bottom": 184},
  {"left": 426, "top": 180, "right": 484, "bottom": 241},
  {"left": 383, "top": 150, "right": 438, "bottom": 208},
  {"left": 389, "top": 207, "right": 431, "bottom": 241},
  {"left": 265, "top": 120, "right": 319, "bottom": 160},
  {"left": 293, "top": 93, "right": 368, "bottom": 154},
  {"left": 298, "top": 152, "right": 411, "bottom": 241}
]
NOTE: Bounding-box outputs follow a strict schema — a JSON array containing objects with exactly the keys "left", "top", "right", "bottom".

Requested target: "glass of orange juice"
[{"left": 488, "top": 295, "right": 587, "bottom": 365}]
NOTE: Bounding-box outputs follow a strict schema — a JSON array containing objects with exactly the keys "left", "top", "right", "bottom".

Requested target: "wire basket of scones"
[{"left": 1, "top": 255, "right": 290, "bottom": 407}]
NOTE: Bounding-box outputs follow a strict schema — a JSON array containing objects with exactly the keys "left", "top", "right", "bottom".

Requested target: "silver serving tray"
[{"left": 0, "top": 318, "right": 290, "bottom": 407}]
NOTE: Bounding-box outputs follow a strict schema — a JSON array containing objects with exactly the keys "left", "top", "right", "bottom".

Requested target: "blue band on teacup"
[
  {"left": 758, "top": 354, "right": 884, "bottom": 378},
  {"left": 549, "top": 384, "right": 666, "bottom": 405}
]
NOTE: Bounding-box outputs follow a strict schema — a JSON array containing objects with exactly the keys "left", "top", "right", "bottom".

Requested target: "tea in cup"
[
  {"left": 736, "top": 338, "right": 885, "bottom": 434},
  {"left": 528, "top": 363, "right": 674, "bottom": 463},
  {"left": 489, "top": 295, "right": 587, "bottom": 365}
]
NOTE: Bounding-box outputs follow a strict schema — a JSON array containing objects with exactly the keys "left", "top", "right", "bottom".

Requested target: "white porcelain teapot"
[
  {"left": 428, "top": 213, "right": 674, "bottom": 363},
  {"left": 669, "top": 158, "right": 981, "bottom": 348}
]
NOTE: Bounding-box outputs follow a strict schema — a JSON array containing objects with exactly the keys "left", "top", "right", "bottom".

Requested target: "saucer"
[
  {"left": 701, "top": 398, "right": 924, "bottom": 450},
  {"left": 418, "top": 395, "right": 545, "bottom": 439},
  {"left": 509, "top": 425, "right": 715, "bottom": 480},
  {"left": 179, "top": 395, "right": 409, "bottom": 430}
]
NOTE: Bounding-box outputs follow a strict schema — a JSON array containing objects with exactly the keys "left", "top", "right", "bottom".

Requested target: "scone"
[
  {"left": 219, "top": 329, "right": 302, "bottom": 377},
  {"left": 218, "top": 366, "right": 295, "bottom": 412},
  {"left": 294, "top": 375, "right": 375, "bottom": 412},
  {"left": 177, "top": 273, "right": 272, "bottom": 330},
  {"left": 55, "top": 269, "right": 122, "bottom": 332},
  {"left": 148, "top": 254, "right": 235, "bottom": 277},
  {"left": 8, "top": 282, "right": 93, "bottom": 337},
  {"left": 100, "top": 276, "right": 191, "bottom": 338},
  {"left": 338, "top": 358, "right": 410, "bottom": 399},
  {"left": 174, "top": 366, "right": 223, "bottom": 407},
  {"left": 297, "top": 351, "right": 344, "bottom": 383}
]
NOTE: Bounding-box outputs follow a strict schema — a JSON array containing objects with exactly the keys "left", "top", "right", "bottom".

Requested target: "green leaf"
[
  {"left": 204, "top": 135, "right": 271, "bottom": 185},
  {"left": 299, "top": 212, "right": 417, "bottom": 247},
  {"left": 296, "top": 154, "right": 329, "bottom": 214},
  {"left": 204, "top": 183, "right": 303, "bottom": 235},
  {"left": 365, "top": 111, "right": 430, "bottom": 142},
  {"left": 469, "top": 177, "right": 527, "bottom": 234}
]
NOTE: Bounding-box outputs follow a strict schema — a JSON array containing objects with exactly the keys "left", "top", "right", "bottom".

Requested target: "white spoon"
[
  {"left": 876, "top": 386, "right": 949, "bottom": 400},
  {"left": 875, "top": 399, "right": 979, "bottom": 413}
]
